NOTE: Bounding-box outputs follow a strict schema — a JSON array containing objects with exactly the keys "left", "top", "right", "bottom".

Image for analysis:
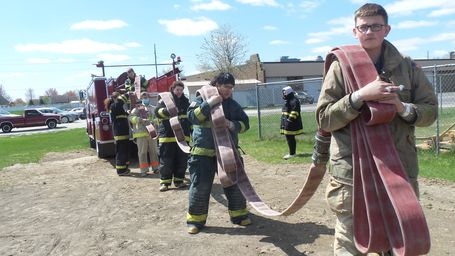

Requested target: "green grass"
[
  {"left": 240, "top": 113, "right": 315, "bottom": 164},
  {"left": 1, "top": 122, "right": 454, "bottom": 182},
  {"left": 0, "top": 128, "right": 88, "bottom": 170},
  {"left": 240, "top": 113, "right": 455, "bottom": 181},
  {"left": 418, "top": 149, "right": 455, "bottom": 181}
]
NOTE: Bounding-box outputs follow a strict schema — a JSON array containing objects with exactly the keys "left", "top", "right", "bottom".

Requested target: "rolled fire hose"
[
  {"left": 326, "top": 45, "right": 430, "bottom": 255},
  {"left": 197, "top": 85, "right": 329, "bottom": 216},
  {"left": 158, "top": 92, "right": 190, "bottom": 153}
]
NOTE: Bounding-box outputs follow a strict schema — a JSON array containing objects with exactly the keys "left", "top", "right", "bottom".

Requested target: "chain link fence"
[
  {"left": 253, "top": 64, "right": 455, "bottom": 155},
  {"left": 253, "top": 78, "right": 321, "bottom": 141},
  {"left": 421, "top": 64, "right": 455, "bottom": 154}
]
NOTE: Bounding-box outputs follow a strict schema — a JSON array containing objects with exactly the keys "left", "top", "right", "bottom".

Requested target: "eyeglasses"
[{"left": 356, "top": 24, "right": 385, "bottom": 33}]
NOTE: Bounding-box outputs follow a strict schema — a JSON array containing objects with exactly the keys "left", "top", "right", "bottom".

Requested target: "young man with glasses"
[{"left": 316, "top": 3, "right": 437, "bottom": 255}]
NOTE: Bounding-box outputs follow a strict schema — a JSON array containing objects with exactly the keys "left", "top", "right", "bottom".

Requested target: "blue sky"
[{"left": 1, "top": 0, "right": 455, "bottom": 101}]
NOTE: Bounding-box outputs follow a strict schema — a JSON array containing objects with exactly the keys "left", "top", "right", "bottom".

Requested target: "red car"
[{"left": 0, "top": 109, "right": 61, "bottom": 133}]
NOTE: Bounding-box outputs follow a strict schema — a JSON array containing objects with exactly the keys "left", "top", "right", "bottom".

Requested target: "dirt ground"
[{"left": 0, "top": 149, "right": 454, "bottom": 256}]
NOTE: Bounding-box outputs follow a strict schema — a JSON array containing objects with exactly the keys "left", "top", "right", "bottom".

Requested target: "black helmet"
[{"left": 211, "top": 72, "right": 235, "bottom": 87}]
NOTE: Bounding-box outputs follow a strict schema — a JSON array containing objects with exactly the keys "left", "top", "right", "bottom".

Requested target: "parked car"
[
  {"left": 295, "top": 91, "right": 314, "bottom": 104},
  {"left": 0, "top": 109, "right": 20, "bottom": 117},
  {"left": 70, "top": 107, "right": 86, "bottom": 120},
  {"left": 0, "top": 109, "right": 61, "bottom": 133},
  {"left": 34, "top": 107, "right": 78, "bottom": 123}
]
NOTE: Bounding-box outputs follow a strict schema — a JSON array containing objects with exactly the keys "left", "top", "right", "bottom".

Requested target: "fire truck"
[{"left": 83, "top": 57, "right": 181, "bottom": 158}]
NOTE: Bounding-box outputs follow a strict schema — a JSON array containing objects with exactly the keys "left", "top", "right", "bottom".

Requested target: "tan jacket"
[
  {"left": 316, "top": 40, "right": 438, "bottom": 185},
  {"left": 129, "top": 105, "right": 155, "bottom": 139}
]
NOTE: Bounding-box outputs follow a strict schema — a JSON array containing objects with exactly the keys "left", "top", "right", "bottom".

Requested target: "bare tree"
[
  {"left": 45, "top": 88, "right": 59, "bottom": 97},
  {"left": 45, "top": 88, "right": 59, "bottom": 104},
  {"left": 0, "top": 84, "right": 12, "bottom": 102},
  {"left": 65, "top": 90, "right": 79, "bottom": 101},
  {"left": 25, "top": 88, "right": 34, "bottom": 103},
  {"left": 197, "top": 24, "right": 248, "bottom": 75}
]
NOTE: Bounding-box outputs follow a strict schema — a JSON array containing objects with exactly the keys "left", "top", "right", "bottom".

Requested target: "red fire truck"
[{"left": 83, "top": 59, "right": 181, "bottom": 158}]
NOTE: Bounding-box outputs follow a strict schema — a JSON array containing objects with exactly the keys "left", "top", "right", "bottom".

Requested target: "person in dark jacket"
[
  {"left": 125, "top": 68, "right": 148, "bottom": 92},
  {"left": 154, "top": 81, "right": 191, "bottom": 191},
  {"left": 105, "top": 92, "right": 131, "bottom": 176},
  {"left": 186, "top": 72, "right": 251, "bottom": 235},
  {"left": 280, "top": 86, "right": 304, "bottom": 159}
]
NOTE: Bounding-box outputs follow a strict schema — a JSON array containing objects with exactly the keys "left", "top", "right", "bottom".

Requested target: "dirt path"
[{"left": 0, "top": 149, "right": 453, "bottom": 255}]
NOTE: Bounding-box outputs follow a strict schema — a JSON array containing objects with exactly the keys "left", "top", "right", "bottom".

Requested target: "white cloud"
[
  {"left": 385, "top": 0, "right": 455, "bottom": 16},
  {"left": 2, "top": 72, "right": 26, "bottom": 78},
  {"left": 57, "top": 58, "right": 75, "bottom": 63},
  {"left": 70, "top": 19, "right": 128, "bottom": 30},
  {"left": 395, "top": 20, "right": 438, "bottom": 29},
  {"left": 191, "top": 0, "right": 231, "bottom": 11},
  {"left": 328, "top": 16, "right": 354, "bottom": 26},
  {"left": 281, "top": 0, "right": 321, "bottom": 16},
  {"left": 269, "top": 40, "right": 289, "bottom": 45},
  {"left": 392, "top": 37, "right": 424, "bottom": 52},
  {"left": 263, "top": 25, "right": 277, "bottom": 30},
  {"left": 305, "top": 13, "right": 354, "bottom": 44},
  {"left": 158, "top": 17, "right": 218, "bottom": 36},
  {"left": 124, "top": 42, "right": 142, "bottom": 48},
  {"left": 432, "top": 50, "right": 451, "bottom": 58},
  {"left": 429, "top": 32, "right": 455, "bottom": 42},
  {"left": 298, "top": 0, "right": 320, "bottom": 11},
  {"left": 64, "top": 71, "right": 93, "bottom": 81},
  {"left": 306, "top": 24, "right": 351, "bottom": 44},
  {"left": 312, "top": 45, "right": 333, "bottom": 55},
  {"left": 428, "top": 8, "right": 455, "bottom": 17},
  {"left": 15, "top": 39, "right": 126, "bottom": 54},
  {"left": 305, "top": 38, "right": 326, "bottom": 44},
  {"left": 95, "top": 54, "right": 131, "bottom": 63},
  {"left": 235, "top": 0, "right": 279, "bottom": 7},
  {"left": 26, "top": 58, "right": 51, "bottom": 64},
  {"left": 390, "top": 33, "right": 455, "bottom": 58},
  {"left": 25, "top": 57, "right": 75, "bottom": 64},
  {"left": 305, "top": 16, "right": 353, "bottom": 44}
]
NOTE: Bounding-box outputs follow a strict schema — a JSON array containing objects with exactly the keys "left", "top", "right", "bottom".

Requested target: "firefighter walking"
[
  {"left": 106, "top": 92, "right": 131, "bottom": 176},
  {"left": 186, "top": 72, "right": 251, "bottom": 234},
  {"left": 154, "top": 81, "right": 191, "bottom": 191}
]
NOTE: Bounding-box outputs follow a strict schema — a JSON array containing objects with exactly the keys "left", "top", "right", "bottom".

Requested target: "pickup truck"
[{"left": 0, "top": 109, "right": 61, "bottom": 133}]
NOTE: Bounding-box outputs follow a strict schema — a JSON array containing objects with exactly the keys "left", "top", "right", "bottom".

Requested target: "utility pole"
[{"left": 154, "top": 44, "right": 158, "bottom": 78}]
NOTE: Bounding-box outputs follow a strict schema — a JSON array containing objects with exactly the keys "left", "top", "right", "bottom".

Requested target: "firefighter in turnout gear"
[
  {"left": 125, "top": 68, "right": 148, "bottom": 92},
  {"left": 280, "top": 86, "right": 304, "bottom": 160},
  {"left": 154, "top": 81, "right": 191, "bottom": 192},
  {"left": 106, "top": 92, "right": 131, "bottom": 176},
  {"left": 129, "top": 92, "right": 159, "bottom": 177},
  {"left": 186, "top": 72, "right": 251, "bottom": 235}
]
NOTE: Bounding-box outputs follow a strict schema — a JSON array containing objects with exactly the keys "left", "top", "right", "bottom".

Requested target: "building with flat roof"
[
  {"left": 185, "top": 53, "right": 455, "bottom": 83},
  {"left": 183, "top": 53, "right": 455, "bottom": 107}
]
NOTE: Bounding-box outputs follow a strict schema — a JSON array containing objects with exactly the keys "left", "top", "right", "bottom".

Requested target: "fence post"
[
  {"left": 434, "top": 65, "right": 440, "bottom": 155},
  {"left": 256, "top": 83, "right": 262, "bottom": 140}
]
